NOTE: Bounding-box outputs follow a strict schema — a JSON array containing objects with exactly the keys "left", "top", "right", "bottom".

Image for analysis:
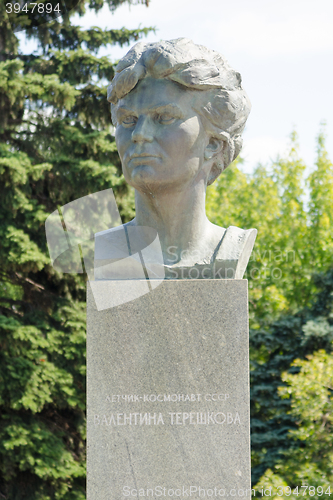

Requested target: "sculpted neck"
[
  {"left": 132, "top": 180, "right": 220, "bottom": 266},
  {"left": 132, "top": 182, "right": 225, "bottom": 266}
]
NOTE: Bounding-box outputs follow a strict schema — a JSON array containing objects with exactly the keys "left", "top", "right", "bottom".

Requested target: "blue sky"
[{"left": 21, "top": 0, "right": 333, "bottom": 173}]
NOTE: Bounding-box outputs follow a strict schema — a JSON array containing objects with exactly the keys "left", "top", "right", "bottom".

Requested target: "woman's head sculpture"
[
  {"left": 107, "top": 38, "right": 251, "bottom": 185},
  {"left": 94, "top": 38, "right": 256, "bottom": 280}
]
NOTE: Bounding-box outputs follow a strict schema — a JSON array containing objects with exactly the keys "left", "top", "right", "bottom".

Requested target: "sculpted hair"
[{"left": 108, "top": 38, "right": 251, "bottom": 183}]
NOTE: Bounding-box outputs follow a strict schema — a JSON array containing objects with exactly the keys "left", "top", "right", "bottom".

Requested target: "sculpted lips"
[
  {"left": 130, "top": 153, "right": 161, "bottom": 159},
  {"left": 129, "top": 152, "right": 161, "bottom": 165}
]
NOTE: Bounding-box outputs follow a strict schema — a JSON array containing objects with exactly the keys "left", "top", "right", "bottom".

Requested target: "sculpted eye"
[
  {"left": 121, "top": 116, "right": 137, "bottom": 127},
  {"left": 158, "top": 114, "right": 176, "bottom": 124}
]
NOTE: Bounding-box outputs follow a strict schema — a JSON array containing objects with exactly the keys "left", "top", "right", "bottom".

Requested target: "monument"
[{"left": 87, "top": 39, "right": 256, "bottom": 499}]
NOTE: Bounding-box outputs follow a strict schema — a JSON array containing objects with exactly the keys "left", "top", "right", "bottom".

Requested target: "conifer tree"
[
  {"left": 0, "top": 1, "right": 151, "bottom": 498},
  {"left": 253, "top": 270, "right": 333, "bottom": 491}
]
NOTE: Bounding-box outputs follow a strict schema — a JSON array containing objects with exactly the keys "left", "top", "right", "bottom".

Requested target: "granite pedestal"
[{"left": 87, "top": 280, "right": 251, "bottom": 500}]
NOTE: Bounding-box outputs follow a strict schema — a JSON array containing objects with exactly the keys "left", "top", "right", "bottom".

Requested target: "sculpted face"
[{"left": 114, "top": 77, "right": 216, "bottom": 193}]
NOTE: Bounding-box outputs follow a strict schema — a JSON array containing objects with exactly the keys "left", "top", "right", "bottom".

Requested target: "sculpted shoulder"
[
  {"left": 214, "top": 226, "right": 257, "bottom": 279},
  {"left": 94, "top": 223, "right": 256, "bottom": 280},
  {"left": 164, "top": 225, "right": 257, "bottom": 279}
]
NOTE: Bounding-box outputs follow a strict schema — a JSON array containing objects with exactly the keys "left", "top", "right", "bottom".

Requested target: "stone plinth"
[{"left": 87, "top": 280, "right": 251, "bottom": 500}]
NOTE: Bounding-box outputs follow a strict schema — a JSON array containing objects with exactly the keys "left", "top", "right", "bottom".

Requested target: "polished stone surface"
[{"left": 87, "top": 279, "right": 251, "bottom": 499}]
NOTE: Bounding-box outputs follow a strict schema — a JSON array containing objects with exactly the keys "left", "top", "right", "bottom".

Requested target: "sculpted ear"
[
  {"left": 205, "top": 138, "right": 231, "bottom": 186},
  {"left": 204, "top": 137, "right": 223, "bottom": 161}
]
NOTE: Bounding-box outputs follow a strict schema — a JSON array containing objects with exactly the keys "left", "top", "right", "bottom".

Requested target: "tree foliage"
[
  {"left": 256, "top": 326, "right": 333, "bottom": 499},
  {"left": 250, "top": 269, "right": 333, "bottom": 485},
  {"left": 206, "top": 132, "right": 333, "bottom": 485},
  {"left": 0, "top": 2, "right": 151, "bottom": 498},
  {"left": 206, "top": 130, "right": 333, "bottom": 325}
]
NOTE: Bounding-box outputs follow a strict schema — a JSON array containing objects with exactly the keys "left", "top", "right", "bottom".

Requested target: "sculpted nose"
[{"left": 131, "top": 116, "right": 153, "bottom": 143}]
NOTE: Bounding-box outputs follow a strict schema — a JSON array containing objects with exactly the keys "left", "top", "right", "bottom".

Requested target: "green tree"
[
  {"left": 250, "top": 269, "right": 333, "bottom": 485},
  {"left": 307, "top": 129, "right": 333, "bottom": 273},
  {"left": 206, "top": 131, "right": 333, "bottom": 324},
  {"left": 280, "top": 350, "right": 333, "bottom": 489},
  {"left": 206, "top": 132, "right": 333, "bottom": 483},
  {"left": 0, "top": 2, "right": 151, "bottom": 498},
  {"left": 255, "top": 270, "right": 333, "bottom": 496}
]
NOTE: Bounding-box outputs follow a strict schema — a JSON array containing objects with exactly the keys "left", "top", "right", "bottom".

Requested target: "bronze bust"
[{"left": 95, "top": 38, "right": 256, "bottom": 280}]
